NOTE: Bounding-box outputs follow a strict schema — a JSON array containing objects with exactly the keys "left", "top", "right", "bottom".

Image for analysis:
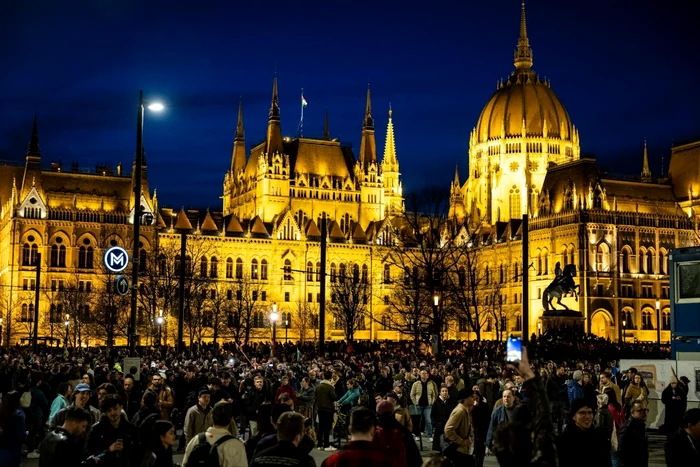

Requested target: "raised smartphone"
[{"left": 507, "top": 337, "right": 522, "bottom": 362}]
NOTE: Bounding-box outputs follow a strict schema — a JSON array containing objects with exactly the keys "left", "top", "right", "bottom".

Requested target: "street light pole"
[
  {"left": 622, "top": 319, "right": 626, "bottom": 343},
  {"left": 270, "top": 303, "right": 278, "bottom": 357},
  {"left": 656, "top": 299, "right": 661, "bottom": 344},
  {"left": 285, "top": 318, "right": 289, "bottom": 344},
  {"left": 129, "top": 91, "right": 145, "bottom": 355}
]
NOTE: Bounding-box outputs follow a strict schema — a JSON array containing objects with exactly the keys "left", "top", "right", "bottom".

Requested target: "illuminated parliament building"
[{"left": 0, "top": 3, "right": 698, "bottom": 346}]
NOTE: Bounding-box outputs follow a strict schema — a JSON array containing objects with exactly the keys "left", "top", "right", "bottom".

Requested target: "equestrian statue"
[{"left": 542, "top": 262, "right": 580, "bottom": 313}]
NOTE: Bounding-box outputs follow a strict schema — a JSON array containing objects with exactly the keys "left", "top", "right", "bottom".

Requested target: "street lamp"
[
  {"left": 655, "top": 299, "right": 661, "bottom": 344},
  {"left": 537, "top": 321, "right": 542, "bottom": 337},
  {"left": 64, "top": 314, "right": 70, "bottom": 349},
  {"left": 129, "top": 90, "right": 164, "bottom": 355},
  {"left": 270, "top": 303, "right": 278, "bottom": 356},
  {"left": 622, "top": 319, "right": 627, "bottom": 343},
  {"left": 285, "top": 317, "right": 289, "bottom": 344},
  {"left": 157, "top": 309, "right": 164, "bottom": 346}
]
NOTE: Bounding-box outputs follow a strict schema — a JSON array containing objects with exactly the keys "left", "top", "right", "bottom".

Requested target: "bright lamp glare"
[{"left": 148, "top": 102, "right": 164, "bottom": 112}]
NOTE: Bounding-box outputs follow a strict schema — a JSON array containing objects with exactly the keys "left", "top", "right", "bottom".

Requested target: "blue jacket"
[
  {"left": 0, "top": 409, "right": 26, "bottom": 467},
  {"left": 48, "top": 394, "right": 70, "bottom": 425},
  {"left": 567, "top": 380, "right": 584, "bottom": 405},
  {"left": 337, "top": 386, "right": 361, "bottom": 407},
  {"left": 30, "top": 386, "right": 49, "bottom": 420},
  {"left": 486, "top": 404, "right": 510, "bottom": 449}
]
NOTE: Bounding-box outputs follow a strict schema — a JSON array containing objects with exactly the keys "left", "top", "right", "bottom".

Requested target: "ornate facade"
[{"left": 1, "top": 3, "right": 699, "bottom": 346}]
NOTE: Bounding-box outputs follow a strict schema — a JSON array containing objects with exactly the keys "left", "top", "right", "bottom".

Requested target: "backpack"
[
  {"left": 20, "top": 391, "right": 32, "bottom": 408},
  {"left": 138, "top": 413, "right": 160, "bottom": 445},
  {"left": 185, "top": 433, "right": 233, "bottom": 467},
  {"left": 374, "top": 425, "right": 407, "bottom": 466}
]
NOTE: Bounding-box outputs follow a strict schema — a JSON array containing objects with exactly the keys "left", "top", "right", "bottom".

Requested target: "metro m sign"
[{"left": 104, "top": 246, "right": 129, "bottom": 273}]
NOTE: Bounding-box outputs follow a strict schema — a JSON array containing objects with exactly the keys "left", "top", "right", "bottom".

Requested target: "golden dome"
[
  {"left": 474, "top": 1, "right": 574, "bottom": 144},
  {"left": 475, "top": 74, "right": 573, "bottom": 143}
]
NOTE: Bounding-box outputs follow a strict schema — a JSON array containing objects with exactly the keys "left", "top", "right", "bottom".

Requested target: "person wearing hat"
[
  {"left": 556, "top": 398, "right": 611, "bottom": 467},
  {"left": 443, "top": 388, "right": 478, "bottom": 465},
  {"left": 183, "top": 389, "right": 213, "bottom": 445},
  {"left": 51, "top": 383, "right": 101, "bottom": 439},
  {"left": 567, "top": 370, "right": 584, "bottom": 406},
  {"left": 374, "top": 400, "right": 422, "bottom": 467},
  {"left": 661, "top": 368, "right": 688, "bottom": 438}
]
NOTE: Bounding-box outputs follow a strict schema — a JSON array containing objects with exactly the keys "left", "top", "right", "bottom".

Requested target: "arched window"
[
  {"left": 621, "top": 247, "right": 631, "bottom": 274},
  {"left": 622, "top": 309, "right": 634, "bottom": 330},
  {"left": 361, "top": 264, "right": 368, "bottom": 284},
  {"left": 542, "top": 249, "right": 549, "bottom": 275},
  {"left": 513, "top": 262, "right": 519, "bottom": 282},
  {"left": 315, "top": 262, "right": 321, "bottom": 282},
  {"left": 139, "top": 248, "right": 146, "bottom": 272},
  {"left": 339, "top": 263, "right": 347, "bottom": 280},
  {"left": 647, "top": 248, "right": 655, "bottom": 275},
  {"left": 235, "top": 258, "right": 243, "bottom": 279},
  {"left": 596, "top": 243, "right": 609, "bottom": 272},
  {"left": 330, "top": 263, "right": 337, "bottom": 283},
  {"left": 536, "top": 249, "right": 542, "bottom": 276},
  {"left": 593, "top": 189, "right": 603, "bottom": 209},
  {"left": 499, "top": 263, "right": 505, "bottom": 283},
  {"left": 59, "top": 245, "right": 66, "bottom": 267},
  {"left": 200, "top": 257, "right": 208, "bottom": 277},
  {"left": 283, "top": 259, "right": 293, "bottom": 281},
  {"left": 509, "top": 186, "right": 521, "bottom": 219},
  {"left": 458, "top": 266, "right": 466, "bottom": 287},
  {"left": 568, "top": 244, "right": 576, "bottom": 266},
  {"left": 50, "top": 244, "right": 58, "bottom": 267},
  {"left": 642, "top": 309, "right": 653, "bottom": 330},
  {"left": 660, "top": 250, "right": 668, "bottom": 275},
  {"left": 640, "top": 247, "right": 648, "bottom": 274},
  {"left": 79, "top": 246, "right": 87, "bottom": 268},
  {"left": 383, "top": 264, "right": 391, "bottom": 284},
  {"left": 352, "top": 264, "right": 360, "bottom": 283},
  {"left": 306, "top": 261, "right": 314, "bottom": 281},
  {"left": 662, "top": 310, "right": 670, "bottom": 330},
  {"left": 485, "top": 265, "right": 490, "bottom": 285},
  {"left": 261, "top": 259, "right": 268, "bottom": 280},
  {"left": 251, "top": 259, "right": 259, "bottom": 279},
  {"left": 514, "top": 313, "right": 522, "bottom": 331},
  {"left": 22, "top": 243, "right": 30, "bottom": 266},
  {"left": 210, "top": 257, "right": 218, "bottom": 278},
  {"left": 226, "top": 258, "right": 233, "bottom": 278}
]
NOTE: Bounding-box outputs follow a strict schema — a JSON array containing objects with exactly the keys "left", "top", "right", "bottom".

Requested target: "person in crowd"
[
  {"left": 27, "top": 371, "right": 50, "bottom": 459},
  {"left": 374, "top": 367, "right": 393, "bottom": 397},
  {"left": 557, "top": 397, "right": 611, "bottom": 467},
  {"left": 184, "top": 388, "right": 213, "bottom": 445},
  {"left": 250, "top": 412, "right": 316, "bottom": 467},
  {"left": 430, "top": 385, "right": 452, "bottom": 452},
  {"left": 386, "top": 391, "right": 412, "bottom": 432},
  {"left": 141, "top": 420, "right": 177, "bottom": 467},
  {"left": 486, "top": 388, "right": 517, "bottom": 453},
  {"left": 321, "top": 407, "right": 395, "bottom": 467},
  {"left": 315, "top": 370, "right": 337, "bottom": 451},
  {"left": 470, "top": 386, "right": 490, "bottom": 467},
  {"left": 275, "top": 375, "right": 297, "bottom": 405},
  {"left": 616, "top": 400, "right": 649, "bottom": 467},
  {"left": 443, "top": 388, "right": 477, "bottom": 465},
  {"left": 374, "top": 400, "right": 421, "bottom": 467},
  {"left": 410, "top": 369, "right": 438, "bottom": 443},
  {"left": 336, "top": 378, "right": 361, "bottom": 409},
  {"left": 38, "top": 406, "right": 92, "bottom": 467},
  {"left": 661, "top": 375, "right": 687, "bottom": 438},
  {"left": 183, "top": 401, "right": 247, "bottom": 467},
  {"left": 0, "top": 391, "right": 26, "bottom": 467},
  {"left": 567, "top": 370, "right": 584, "bottom": 406},
  {"left": 48, "top": 382, "right": 72, "bottom": 426},
  {"left": 296, "top": 377, "right": 315, "bottom": 426},
  {"left": 594, "top": 393, "right": 615, "bottom": 454},
  {"left": 253, "top": 403, "right": 293, "bottom": 455},
  {"left": 122, "top": 375, "right": 142, "bottom": 421},
  {"left": 243, "top": 376, "right": 272, "bottom": 437},
  {"left": 143, "top": 373, "right": 175, "bottom": 421},
  {"left": 664, "top": 407, "right": 700, "bottom": 467},
  {"left": 599, "top": 371, "right": 622, "bottom": 403},
  {"left": 86, "top": 395, "right": 139, "bottom": 467},
  {"left": 132, "top": 389, "right": 160, "bottom": 429},
  {"left": 444, "top": 375, "right": 459, "bottom": 403},
  {"left": 546, "top": 365, "right": 568, "bottom": 434}
]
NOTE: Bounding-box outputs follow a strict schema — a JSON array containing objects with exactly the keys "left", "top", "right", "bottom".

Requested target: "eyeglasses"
[{"left": 633, "top": 408, "right": 649, "bottom": 413}]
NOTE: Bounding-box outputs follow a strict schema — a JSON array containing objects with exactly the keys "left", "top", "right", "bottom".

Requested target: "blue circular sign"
[
  {"left": 104, "top": 246, "right": 129, "bottom": 273},
  {"left": 114, "top": 276, "right": 130, "bottom": 296}
]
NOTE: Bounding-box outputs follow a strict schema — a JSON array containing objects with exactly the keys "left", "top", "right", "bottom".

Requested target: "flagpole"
[{"left": 299, "top": 88, "right": 304, "bottom": 138}]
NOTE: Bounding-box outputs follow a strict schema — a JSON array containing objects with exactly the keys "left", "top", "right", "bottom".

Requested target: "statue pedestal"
[{"left": 540, "top": 311, "right": 585, "bottom": 333}]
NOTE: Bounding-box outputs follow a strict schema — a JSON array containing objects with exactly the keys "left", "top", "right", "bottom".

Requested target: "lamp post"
[
  {"left": 129, "top": 91, "right": 164, "bottom": 355},
  {"left": 0, "top": 317, "right": 3, "bottom": 348},
  {"left": 270, "top": 303, "right": 278, "bottom": 357},
  {"left": 285, "top": 317, "right": 289, "bottom": 344},
  {"left": 537, "top": 321, "right": 542, "bottom": 337},
  {"left": 432, "top": 293, "right": 440, "bottom": 354},
  {"left": 157, "top": 309, "right": 164, "bottom": 346},
  {"left": 64, "top": 314, "right": 70, "bottom": 349},
  {"left": 655, "top": 299, "right": 661, "bottom": 344},
  {"left": 622, "top": 319, "right": 626, "bottom": 343}
]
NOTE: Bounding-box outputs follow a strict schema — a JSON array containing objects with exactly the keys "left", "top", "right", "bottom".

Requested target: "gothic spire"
[
  {"left": 514, "top": 1, "right": 533, "bottom": 71},
  {"left": 363, "top": 85, "right": 373, "bottom": 129},
  {"left": 358, "top": 86, "right": 377, "bottom": 172},
  {"left": 453, "top": 165, "right": 460, "bottom": 187},
  {"left": 641, "top": 139, "right": 651, "bottom": 182},
  {"left": 27, "top": 114, "right": 41, "bottom": 158},
  {"left": 231, "top": 98, "right": 246, "bottom": 174},
  {"left": 266, "top": 74, "right": 284, "bottom": 155},
  {"left": 382, "top": 105, "right": 397, "bottom": 166}
]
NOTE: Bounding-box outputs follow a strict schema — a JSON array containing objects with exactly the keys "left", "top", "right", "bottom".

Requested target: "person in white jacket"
[{"left": 183, "top": 401, "right": 247, "bottom": 467}]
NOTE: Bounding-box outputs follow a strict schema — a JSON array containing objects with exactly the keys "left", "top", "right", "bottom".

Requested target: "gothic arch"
[{"left": 590, "top": 309, "right": 614, "bottom": 340}]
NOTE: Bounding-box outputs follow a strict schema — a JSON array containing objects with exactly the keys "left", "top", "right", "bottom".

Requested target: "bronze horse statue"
[{"left": 542, "top": 264, "right": 579, "bottom": 312}]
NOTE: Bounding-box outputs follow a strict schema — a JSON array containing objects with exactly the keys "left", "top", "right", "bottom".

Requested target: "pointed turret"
[
  {"left": 382, "top": 105, "right": 397, "bottom": 166},
  {"left": 453, "top": 165, "right": 460, "bottom": 188},
  {"left": 21, "top": 115, "right": 43, "bottom": 199},
  {"left": 266, "top": 75, "right": 284, "bottom": 156},
  {"left": 231, "top": 98, "right": 246, "bottom": 175},
  {"left": 513, "top": 1, "right": 533, "bottom": 71},
  {"left": 323, "top": 109, "right": 330, "bottom": 140},
  {"left": 358, "top": 86, "right": 377, "bottom": 172},
  {"left": 27, "top": 114, "right": 41, "bottom": 160},
  {"left": 641, "top": 139, "right": 651, "bottom": 182}
]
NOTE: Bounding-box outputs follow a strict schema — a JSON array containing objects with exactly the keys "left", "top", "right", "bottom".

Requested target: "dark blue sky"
[{"left": 2, "top": 0, "right": 699, "bottom": 209}]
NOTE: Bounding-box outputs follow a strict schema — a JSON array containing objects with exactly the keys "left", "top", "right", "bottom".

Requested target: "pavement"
[{"left": 21, "top": 432, "right": 669, "bottom": 466}]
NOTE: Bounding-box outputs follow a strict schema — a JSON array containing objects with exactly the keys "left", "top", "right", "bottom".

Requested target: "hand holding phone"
[{"left": 507, "top": 337, "right": 522, "bottom": 362}]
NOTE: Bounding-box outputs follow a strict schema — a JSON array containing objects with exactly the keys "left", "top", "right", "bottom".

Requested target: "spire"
[
  {"left": 26, "top": 114, "right": 41, "bottom": 158},
  {"left": 231, "top": 98, "right": 246, "bottom": 174},
  {"left": 266, "top": 74, "right": 284, "bottom": 155},
  {"left": 382, "top": 104, "right": 397, "bottom": 165},
  {"left": 641, "top": 139, "right": 651, "bottom": 182},
  {"left": 514, "top": 1, "right": 533, "bottom": 71},
  {"left": 363, "top": 85, "right": 374, "bottom": 129},
  {"left": 323, "top": 109, "right": 330, "bottom": 140},
  {"left": 453, "top": 165, "right": 460, "bottom": 187}
]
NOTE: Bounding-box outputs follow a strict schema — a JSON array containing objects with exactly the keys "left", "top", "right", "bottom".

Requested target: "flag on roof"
[{"left": 301, "top": 92, "right": 308, "bottom": 107}]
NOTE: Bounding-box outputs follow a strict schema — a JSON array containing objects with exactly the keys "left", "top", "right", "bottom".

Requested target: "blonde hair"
[{"left": 597, "top": 393, "right": 609, "bottom": 407}]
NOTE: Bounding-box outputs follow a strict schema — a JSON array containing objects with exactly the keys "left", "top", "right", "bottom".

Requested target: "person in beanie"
[
  {"left": 567, "top": 370, "right": 584, "bottom": 406},
  {"left": 183, "top": 389, "right": 213, "bottom": 445},
  {"left": 443, "top": 388, "right": 478, "bottom": 465},
  {"left": 374, "top": 400, "right": 421, "bottom": 467},
  {"left": 556, "top": 398, "right": 611, "bottom": 467}
]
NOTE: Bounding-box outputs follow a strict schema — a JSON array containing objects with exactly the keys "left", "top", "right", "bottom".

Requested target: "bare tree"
[
  {"left": 207, "top": 279, "right": 235, "bottom": 345},
  {"left": 328, "top": 271, "right": 369, "bottom": 343},
  {"left": 138, "top": 240, "right": 181, "bottom": 345},
  {"left": 293, "top": 299, "right": 318, "bottom": 344},
  {"left": 227, "top": 275, "right": 266, "bottom": 344},
  {"left": 2, "top": 287, "right": 32, "bottom": 344},
  {"left": 174, "top": 236, "right": 214, "bottom": 346},
  {"left": 90, "top": 268, "right": 130, "bottom": 350},
  {"left": 53, "top": 273, "right": 94, "bottom": 347}
]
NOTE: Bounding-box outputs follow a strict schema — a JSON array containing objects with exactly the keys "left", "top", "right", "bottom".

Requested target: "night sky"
[{"left": 2, "top": 1, "right": 699, "bottom": 209}]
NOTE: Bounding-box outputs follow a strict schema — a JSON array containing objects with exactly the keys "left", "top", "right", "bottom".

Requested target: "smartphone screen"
[{"left": 507, "top": 337, "right": 522, "bottom": 362}]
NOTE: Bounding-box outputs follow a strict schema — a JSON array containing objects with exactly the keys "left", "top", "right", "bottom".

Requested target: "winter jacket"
[
  {"left": 30, "top": 385, "right": 49, "bottom": 420},
  {"left": 556, "top": 423, "right": 612, "bottom": 467},
  {"left": 410, "top": 379, "right": 438, "bottom": 406},
  {"left": 617, "top": 417, "right": 648, "bottom": 467},
  {"left": 296, "top": 386, "right": 314, "bottom": 411},
  {"left": 38, "top": 427, "right": 84, "bottom": 467},
  {"left": 182, "top": 426, "right": 248, "bottom": 467},
  {"left": 315, "top": 380, "right": 337, "bottom": 412},
  {"left": 48, "top": 394, "right": 70, "bottom": 426},
  {"left": 142, "top": 385, "right": 175, "bottom": 421},
  {"left": 665, "top": 428, "right": 700, "bottom": 467},
  {"left": 274, "top": 384, "right": 297, "bottom": 404},
  {"left": 486, "top": 403, "right": 518, "bottom": 449},
  {"left": 251, "top": 440, "right": 315, "bottom": 467},
  {"left": 444, "top": 403, "right": 473, "bottom": 455},
  {"left": 86, "top": 414, "right": 139, "bottom": 467},
  {"left": 0, "top": 409, "right": 26, "bottom": 467},
  {"left": 183, "top": 404, "right": 213, "bottom": 444},
  {"left": 337, "top": 385, "right": 361, "bottom": 407},
  {"left": 566, "top": 380, "right": 584, "bottom": 406}
]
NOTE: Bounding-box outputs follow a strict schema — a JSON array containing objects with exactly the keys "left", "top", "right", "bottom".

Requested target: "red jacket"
[
  {"left": 275, "top": 384, "right": 297, "bottom": 404},
  {"left": 321, "top": 440, "right": 397, "bottom": 467}
]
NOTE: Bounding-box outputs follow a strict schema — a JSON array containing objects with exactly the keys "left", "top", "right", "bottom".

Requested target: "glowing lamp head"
[
  {"left": 147, "top": 102, "right": 164, "bottom": 112},
  {"left": 655, "top": 299, "right": 660, "bottom": 310},
  {"left": 433, "top": 294, "right": 440, "bottom": 306},
  {"left": 157, "top": 317, "right": 164, "bottom": 325},
  {"left": 270, "top": 311, "right": 279, "bottom": 323},
  {"left": 622, "top": 320, "right": 627, "bottom": 327}
]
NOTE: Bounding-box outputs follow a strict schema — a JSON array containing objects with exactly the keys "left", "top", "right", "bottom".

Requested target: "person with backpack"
[
  {"left": 373, "top": 400, "right": 421, "bottom": 467},
  {"left": 315, "top": 370, "right": 337, "bottom": 451},
  {"left": 184, "top": 389, "right": 213, "bottom": 445},
  {"left": 321, "top": 407, "right": 395, "bottom": 467},
  {"left": 250, "top": 412, "right": 315, "bottom": 467},
  {"left": 182, "top": 401, "right": 247, "bottom": 467}
]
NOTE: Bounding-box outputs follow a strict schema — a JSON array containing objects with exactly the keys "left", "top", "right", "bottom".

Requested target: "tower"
[
  {"left": 381, "top": 105, "right": 403, "bottom": 215},
  {"left": 641, "top": 139, "right": 652, "bottom": 182},
  {"left": 357, "top": 87, "right": 382, "bottom": 225}
]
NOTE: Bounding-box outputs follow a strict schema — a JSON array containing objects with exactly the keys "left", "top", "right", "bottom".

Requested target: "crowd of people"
[{"left": 0, "top": 329, "right": 697, "bottom": 467}]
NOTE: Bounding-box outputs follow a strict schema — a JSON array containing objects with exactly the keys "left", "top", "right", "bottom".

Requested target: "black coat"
[
  {"left": 556, "top": 423, "right": 612, "bottom": 467},
  {"left": 665, "top": 429, "right": 700, "bottom": 467},
  {"left": 86, "top": 415, "right": 139, "bottom": 467},
  {"left": 250, "top": 440, "right": 315, "bottom": 467},
  {"left": 617, "top": 417, "right": 648, "bottom": 467},
  {"left": 661, "top": 384, "right": 687, "bottom": 435},
  {"left": 38, "top": 427, "right": 84, "bottom": 467}
]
